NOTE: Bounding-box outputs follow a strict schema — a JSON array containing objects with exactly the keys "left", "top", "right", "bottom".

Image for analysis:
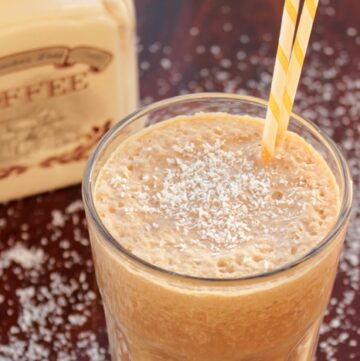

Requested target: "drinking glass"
[{"left": 83, "top": 93, "right": 353, "bottom": 361}]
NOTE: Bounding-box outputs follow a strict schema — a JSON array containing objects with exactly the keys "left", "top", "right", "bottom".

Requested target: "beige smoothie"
[{"left": 89, "top": 112, "right": 343, "bottom": 361}]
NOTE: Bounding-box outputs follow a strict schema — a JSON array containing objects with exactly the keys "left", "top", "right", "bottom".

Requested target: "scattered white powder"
[
  {"left": 65, "top": 200, "right": 84, "bottom": 214},
  {"left": 189, "top": 27, "right": 199, "bottom": 36},
  {"left": 223, "top": 22, "right": 233, "bottom": 32},
  {"left": 0, "top": 244, "right": 44, "bottom": 275},
  {"left": 51, "top": 210, "right": 66, "bottom": 227},
  {"left": 210, "top": 45, "right": 221, "bottom": 55},
  {"left": 346, "top": 27, "right": 357, "bottom": 37},
  {"left": 0, "top": 248, "right": 105, "bottom": 361},
  {"left": 160, "top": 58, "right": 172, "bottom": 70},
  {"left": 68, "top": 314, "right": 87, "bottom": 326},
  {"left": 148, "top": 41, "right": 161, "bottom": 54},
  {"left": 0, "top": 196, "right": 105, "bottom": 360}
]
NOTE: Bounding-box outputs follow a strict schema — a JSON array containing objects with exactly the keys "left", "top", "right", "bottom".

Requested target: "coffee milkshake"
[
  {"left": 84, "top": 101, "right": 350, "bottom": 361},
  {"left": 95, "top": 113, "right": 339, "bottom": 278}
]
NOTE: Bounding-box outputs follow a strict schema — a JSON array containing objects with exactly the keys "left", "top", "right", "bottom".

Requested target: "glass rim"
[{"left": 82, "top": 93, "right": 353, "bottom": 283}]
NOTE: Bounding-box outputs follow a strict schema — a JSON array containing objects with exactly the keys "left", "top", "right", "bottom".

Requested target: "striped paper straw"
[
  {"left": 276, "top": 0, "right": 320, "bottom": 146},
  {"left": 261, "top": 0, "right": 300, "bottom": 162}
]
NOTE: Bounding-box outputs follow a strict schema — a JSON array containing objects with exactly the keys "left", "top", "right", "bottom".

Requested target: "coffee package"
[{"left": 0, "top": 0, "right": 138, "bottom": 202}]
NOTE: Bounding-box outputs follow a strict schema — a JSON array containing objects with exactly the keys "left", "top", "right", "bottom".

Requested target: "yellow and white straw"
[
  {"left": 262, "top": 0, "right": 300, "bottom": 162},
  {"left": 261, "top": 0, "right": 319, "bottom": 161},
  {"left": 276, "top": 0, "right": 320, "bottom": 145}
]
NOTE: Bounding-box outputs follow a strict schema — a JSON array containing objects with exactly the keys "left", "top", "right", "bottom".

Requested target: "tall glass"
[{"left": 82, "top": 94, "right": 353, "bottom": 361}]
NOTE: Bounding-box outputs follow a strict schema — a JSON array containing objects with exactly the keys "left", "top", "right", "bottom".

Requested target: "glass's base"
[{"left": 105, "top": 304, "right": 322, "bottom": 361}]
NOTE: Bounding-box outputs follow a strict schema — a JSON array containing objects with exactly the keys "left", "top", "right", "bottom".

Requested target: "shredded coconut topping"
[{"left": 96, "top": 113, "right": 339, "bottom": 277}]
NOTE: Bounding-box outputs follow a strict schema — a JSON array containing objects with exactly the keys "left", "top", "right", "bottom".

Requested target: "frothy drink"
[{"left": 84, "top": 103, "right": 350, "bottom": 361}]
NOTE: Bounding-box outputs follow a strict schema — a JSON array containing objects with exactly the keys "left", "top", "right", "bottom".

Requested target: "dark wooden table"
[{"left": 0, "top": 1, "right": 359, "bottom": 360}]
